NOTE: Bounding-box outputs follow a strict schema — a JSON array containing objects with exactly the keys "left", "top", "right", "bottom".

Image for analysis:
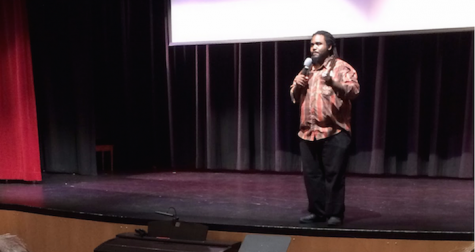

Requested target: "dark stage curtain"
[
  {"left": 26, "top": 0, "right": 473, "bottom": 178},
  {"left": 0, "top": 0, "right": 42, "bottom": 181},
  {"left": 27, "top": 0, "right": 97, "bottom": 175},
  {"left": 167, "top": 33, "right": 474, "bottom": 178}
]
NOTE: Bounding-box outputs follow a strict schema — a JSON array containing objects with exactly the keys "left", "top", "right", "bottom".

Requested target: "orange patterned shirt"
[{"left": 295, "top": 56, "right": 359, "bottom": 141}]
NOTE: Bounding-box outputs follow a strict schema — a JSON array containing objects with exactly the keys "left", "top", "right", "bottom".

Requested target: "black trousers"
[{"left": 300, "top": 131, "right": 351, "bottom": 219}]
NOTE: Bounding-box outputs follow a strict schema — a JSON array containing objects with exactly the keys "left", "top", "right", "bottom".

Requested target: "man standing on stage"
[{"left": 290, "top": 31, "right": 360, "bottom": 226}]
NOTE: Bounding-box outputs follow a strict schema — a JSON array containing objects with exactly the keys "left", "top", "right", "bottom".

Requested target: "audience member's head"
[{"left": 0, "top": 234, "right": 29, "bottom": 252}]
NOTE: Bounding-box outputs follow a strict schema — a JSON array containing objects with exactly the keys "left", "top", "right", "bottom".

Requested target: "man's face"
[{"left": 310, "top": 34, "right": 332, "bottom": 64}]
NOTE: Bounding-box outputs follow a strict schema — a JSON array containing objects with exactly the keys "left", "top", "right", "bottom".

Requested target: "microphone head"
[{"left": 303, "top": 57, "right": 313, "bottom": 69}]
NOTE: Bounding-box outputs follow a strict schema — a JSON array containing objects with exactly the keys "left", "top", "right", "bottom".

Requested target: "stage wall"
[{"left": 0, "top": 210, "right": 472, "bottom": 252}]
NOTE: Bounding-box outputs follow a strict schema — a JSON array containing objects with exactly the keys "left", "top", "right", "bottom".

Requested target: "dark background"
[{"left": 26, "top": 0, "right": 474, "bottom": 178}]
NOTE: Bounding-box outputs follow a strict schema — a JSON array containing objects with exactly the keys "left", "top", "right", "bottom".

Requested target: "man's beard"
[{"left": 311, "top": 50, "right": 329, "bottom": 65}]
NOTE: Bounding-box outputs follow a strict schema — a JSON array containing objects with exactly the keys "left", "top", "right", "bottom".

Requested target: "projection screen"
[{"left": 169, "top": 0, "right": 474, "bottom": 45}]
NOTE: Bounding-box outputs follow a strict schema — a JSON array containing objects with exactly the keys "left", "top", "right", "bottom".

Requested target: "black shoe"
[
  {"left": 299, "top": 214, "right": 326, "bottom": 224},
  {"left": 327, "top": 216, "right": 342, "bottom": 226}
]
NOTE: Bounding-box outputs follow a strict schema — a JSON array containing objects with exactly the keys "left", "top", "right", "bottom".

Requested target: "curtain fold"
[
  {"left": 460, "top": 37, "right": 474, "bottom": 178},
  {"left": 368, "top": 36, "right": 387, "bottom": 174},
  {"left": 0, "top": 0, "right": 41, "bottom": 181}
]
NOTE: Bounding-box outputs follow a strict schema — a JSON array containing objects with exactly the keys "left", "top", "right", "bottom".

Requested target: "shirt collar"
[{"left": 312, "top": 55, "right": 336, "bottom": 71}]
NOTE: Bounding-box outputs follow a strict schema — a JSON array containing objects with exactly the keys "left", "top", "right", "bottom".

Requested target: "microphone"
[
  {"left": 291, "top": 58, "right": 313, "bottom": 104},
  {"left": 302, "top": 57, "right": 313, "bottom": 76}
]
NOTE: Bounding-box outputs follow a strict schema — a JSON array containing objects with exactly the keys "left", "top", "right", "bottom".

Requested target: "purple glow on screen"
[{"left": 346, "top": 0, "right": 382, "bottom": 19}]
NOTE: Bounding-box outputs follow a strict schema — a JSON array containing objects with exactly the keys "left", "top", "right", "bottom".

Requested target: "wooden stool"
[{"left": 96, "top": 145, "right": 113, "bottom": 172}]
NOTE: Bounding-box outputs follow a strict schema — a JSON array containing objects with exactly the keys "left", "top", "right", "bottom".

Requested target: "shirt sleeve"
[
  {"left": 290, "top": 81, "right": 297, "bottom": 103},
  {"left": 335, "top": 63, "right": 359, "bottom": 100}
]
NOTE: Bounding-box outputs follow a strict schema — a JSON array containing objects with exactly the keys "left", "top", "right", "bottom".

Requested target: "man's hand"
[
  {"left": 290, "top": 74, "right": 307, "bottom": 104},
  {"left": 323, "top": 70, "right": 348, "bottom": 96},
  {"left": 322, "top": 70, "right": 335, "bottom": 86},
  {"left": 294, "top": 74, "right": 309, "bottom": 88}
]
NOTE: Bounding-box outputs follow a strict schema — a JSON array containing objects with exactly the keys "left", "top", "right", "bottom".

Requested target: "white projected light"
[{"left": 170, "top": 0, "right": 474, "bottom": 45}]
